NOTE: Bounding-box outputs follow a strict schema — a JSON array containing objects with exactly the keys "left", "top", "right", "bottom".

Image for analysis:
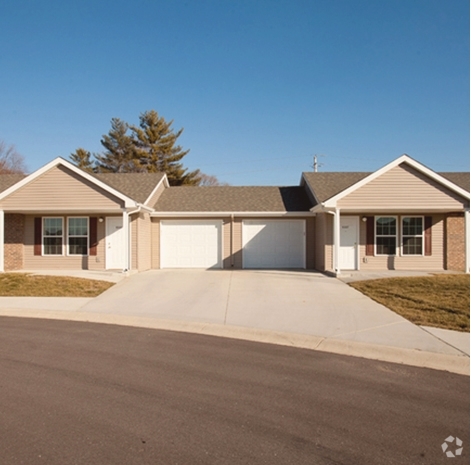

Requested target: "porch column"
[
  {"left": 465, "top": 209, "right": 470, "bottom": 274},
  {"left": 123, "top": 210, "right": 130, "bottom": 271},
  {"left": 333, "top": 208, "right": 341, "bottom": 275},
  {"left": 0, "top": 210, "right": 4, "bottom": 272}
]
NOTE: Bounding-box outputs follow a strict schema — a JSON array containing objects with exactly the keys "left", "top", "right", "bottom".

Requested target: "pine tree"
[
  {"left": 95, "top": 118, "right": 137, "bottom": 173},
  {"left": 130, "top": 110, "right": 201, "bottom": 185},
  {"left": 70, "top": 148, "right": 95, "bottom": 173}
]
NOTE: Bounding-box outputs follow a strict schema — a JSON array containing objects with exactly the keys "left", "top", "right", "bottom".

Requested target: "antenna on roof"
[{"left": 312, "top": 154, "right": 325, "bottom": 172}]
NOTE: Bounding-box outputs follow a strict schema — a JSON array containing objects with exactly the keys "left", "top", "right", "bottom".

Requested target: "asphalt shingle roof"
[
  {"left": 0, "top": 174, "right": 27, "bottom": 193},
  {"left": 154, "top": 186, "right": 313, "bottom": 212},
  {"left": 93, "top": 172, "right": 165, "bottom": 203},
  {"left": 303, "top": 170, "right": 470, "bottom": 205}
]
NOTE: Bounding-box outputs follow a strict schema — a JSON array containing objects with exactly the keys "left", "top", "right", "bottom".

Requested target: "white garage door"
[
  {"left": 242, "top": 220, "right": 305, "bottom": 269},
  {"left": 160, "top": 220, "right": 222, "bottom": 269}
]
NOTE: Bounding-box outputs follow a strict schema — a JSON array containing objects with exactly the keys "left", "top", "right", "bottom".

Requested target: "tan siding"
[
  {"left": 1, "top": 165, "right": 124, "bottom": 211},
  {"left": 23, "top": 214, "right": 106, "bottom": 270},
  {"left": 232, "top": 219, "right": 243, "bottom": 269},
  {"left": 151, "top": 219, "right": 160, "bottom": 269},
  {"left": 337, "top": 164, "right": 468, "bottom": 210},
  {"left": 130, "top": 214, "right": 138, "bottom": 270},
  {"left": 145, "top": 180, "right": 167, "bottom": 208},
  {"left": 137, "top": 212, "right": 152, "bottom": 271},
  {"left": 358, "top": 214, "right": 445, "bottom": 270},
  {"left": 314, "top": 213, "right": 325, "bottom": 271},
  {"left": 223, "top": 220, "right": 231, "bottom": 269},
  {"left": 306, "top": 217, "right": 315, "bottom": 269}
]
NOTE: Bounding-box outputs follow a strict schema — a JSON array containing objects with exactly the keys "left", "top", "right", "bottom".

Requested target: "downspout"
[
  {"left": 465, "top": 208, "right": 470, "bottom": 274},
  {"left": 0, "top": 210, "right": 4, "bottom": 272},
  {"left": 125, "top": 205, "right": 145, "bottom": 273},
  {"left": 230, "top": 214, "right": 234, "bottom": 268},
  {"left": 326, "top": 209, "right": 339, "bottom": 275}
]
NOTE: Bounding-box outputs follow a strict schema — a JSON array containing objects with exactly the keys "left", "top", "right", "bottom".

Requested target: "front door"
[
  {"left": 339, "top": 216, "right": 358, "bottom": 270},
  {"left": 106, "top": 217, "right": 125, "bottom": 270}
]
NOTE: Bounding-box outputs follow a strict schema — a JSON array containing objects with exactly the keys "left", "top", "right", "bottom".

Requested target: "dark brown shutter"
[
  {"left": 424, "top": 216, "right": 432, "bottom": 256},
  {"left": 89, "top": 217, "right": 98, "bottom": 256},
  {"left": 34, "top": 217, "right": 42, "bottom": 256},
  {"left": 366, "top": 216, "right": 374, "bottom": 256}
]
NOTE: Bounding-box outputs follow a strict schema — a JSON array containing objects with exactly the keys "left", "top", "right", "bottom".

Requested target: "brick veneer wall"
[
  {"left": 5, "top": 214, "right": 24, "bottom": 270},
  {"left": 445, "top": 213, "right": 465, "bottom": 271}
]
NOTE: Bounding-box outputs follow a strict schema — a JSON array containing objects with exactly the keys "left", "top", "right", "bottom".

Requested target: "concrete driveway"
[{"left": 77, "top": 270, "right": 466, "bottom": 357}]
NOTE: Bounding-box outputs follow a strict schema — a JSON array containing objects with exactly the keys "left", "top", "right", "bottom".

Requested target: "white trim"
[
  {"left": 400, "top": 216, "right": 425, "bottom": 257},
  {"left": 143, "top": 175, "right": 170, "bottom": 207},
  {"left": 322, "top": 154, "right": 470, "bottom": 208},
  {"left": 0, "top": 210, "right": 4, "bottom": 272},
  {"left": 334, "top": 209, "right": 340, "bottom": 273},
  {"left": 66, "top": 217, "right": 89, "bottom": 257},
  {"left": 0, "top": 157, "right": 137, "bottom": 208},
  {"left": 374, "top": 216, "right": 398, "bottom": 256},
  {"left": 42, "top": 217, "right": 65, "bottom": 256},
  {"left": 151, "top": 211, "right": 314, "bottom": 218}
]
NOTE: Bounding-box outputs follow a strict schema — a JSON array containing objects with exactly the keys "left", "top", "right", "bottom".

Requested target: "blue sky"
[{"left": 0, "top": 0, "right": 469, "bottom": 185}]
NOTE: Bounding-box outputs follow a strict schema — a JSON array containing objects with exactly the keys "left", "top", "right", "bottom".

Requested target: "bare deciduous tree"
[
  {"left": 198, "top": 173, "right": 229, "bottom": 186},
  {"left": 0, "top": 141, "right": 27, "bottom": 174}
]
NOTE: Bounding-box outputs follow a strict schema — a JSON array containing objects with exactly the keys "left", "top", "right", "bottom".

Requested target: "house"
[{"left": 0, "top": 155, "right": 468, "bottom": 275}]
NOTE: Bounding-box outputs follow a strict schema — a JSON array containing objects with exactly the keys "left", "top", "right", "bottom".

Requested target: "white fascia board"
[
  {"left": 143, "top": 174, "right": 170, "bottom": 207},
  {"left": 0, "top": 157, "right": 138, "bottom": 208},
  {"left": 323, "top": 155, "right": 469, "bottom": 208},
  {"left": 151, "top": 211, "right": 315, "bottom": 218}
]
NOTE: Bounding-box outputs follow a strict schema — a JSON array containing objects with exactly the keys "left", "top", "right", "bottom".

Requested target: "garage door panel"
[
  {"left": 242, "top": 220, "right": 305, "bottom": 269},
  {"left": 161, "top": 221, "right": 222, "bottom": 269}
]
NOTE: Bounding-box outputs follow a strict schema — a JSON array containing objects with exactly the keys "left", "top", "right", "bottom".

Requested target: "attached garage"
[
  {"left": 242, "top": 219, "right": 306, "bottom": 269},
  {"left": 160, "top": 220, "right": 222, "bottom": 269}
]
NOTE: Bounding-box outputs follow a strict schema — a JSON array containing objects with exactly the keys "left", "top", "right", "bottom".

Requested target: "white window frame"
[
  {"left": 374, "top": 216, "right": 398, "bottom": 256},
  {"left": 42, "top": 217, "right": 64, "bottom": 256},
  {"left": 401, "top": 216, "right": 424, "bottom": 256},
  {"left": 67, "top": 217, "right": 89, "bottom": 256}
]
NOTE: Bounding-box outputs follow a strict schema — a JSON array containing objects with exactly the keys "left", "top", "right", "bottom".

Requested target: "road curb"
[{"left": 0, "top": 309, "right": 468, "bottom": 376}]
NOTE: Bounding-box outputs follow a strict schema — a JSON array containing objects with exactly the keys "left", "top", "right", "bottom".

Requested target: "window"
[
  {"left": 68, "top": 217, "right": 89, "bottom": 255},
  {"left": 402, "top": 217, "right": 423, "bottom": 255},
  {"left": 375, "top": 217, "right": 397, "bottom": 255},
  {"left": 43, "top": 218, "right": 63, "bottom": 255}
]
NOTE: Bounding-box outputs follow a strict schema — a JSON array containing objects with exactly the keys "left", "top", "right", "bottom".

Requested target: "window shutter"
[
  {"left": 366, "top": 216, "right": 374, "bottom": 256},
  {"left": 89, "top": 217, "right": 98, "bottom": 256},
  {"left": 34, "top": 217, "right": 42, "bottom": 256},
  {"left": 424, "top": 216, "right": 432, "bottom": 256}
]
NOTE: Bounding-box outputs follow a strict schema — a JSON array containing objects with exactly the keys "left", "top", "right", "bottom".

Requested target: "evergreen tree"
[
  {"left": 95, "top": 118, "right": 137, "bottom": 172},
  {"left": 70, "top": 148, "right": 95, "bottom": 173},
  {"left": 130, "top": 110, "right": 201, "bottom": 185}
]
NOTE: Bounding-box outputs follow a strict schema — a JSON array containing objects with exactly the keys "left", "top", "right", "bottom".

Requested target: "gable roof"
[
  {"left": 93, "top": 172, "right": 166, "bottom": 204},
  {"left": 154, "top": 186, "right": 313, "bottom": 212},
  {"left": 303, "top": 155, "right": 470, "bottom": 208},
  {"left": 0, "top": 174, "right": 27, "bottom": 193}
]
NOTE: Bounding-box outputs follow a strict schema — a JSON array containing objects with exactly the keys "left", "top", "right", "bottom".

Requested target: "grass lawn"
[
  {"left": 0, "top": 273, "right": 114, "bottom": 297},
  {"left": 349, "top": 274, "right": 470, "bottom": 332}
]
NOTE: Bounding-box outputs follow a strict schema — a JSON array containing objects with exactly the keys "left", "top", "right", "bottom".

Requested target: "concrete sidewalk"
[{"left": 0, "top": 269, "right": 468, "bottom": 375}]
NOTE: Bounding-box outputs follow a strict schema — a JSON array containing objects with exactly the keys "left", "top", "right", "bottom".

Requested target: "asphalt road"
[{"left": 0, "top": 317, "right": 468, "bottom": 465}]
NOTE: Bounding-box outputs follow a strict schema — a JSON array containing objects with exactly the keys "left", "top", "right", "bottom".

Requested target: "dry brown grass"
[
  {"left": 350, "top": 274, "right": 470, "bottom": 332},
  {"left": 0, "top": 273, "right": 114, "bottom": 297}
]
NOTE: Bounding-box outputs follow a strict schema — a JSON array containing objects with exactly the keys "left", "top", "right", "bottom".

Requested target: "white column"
[
  {"left": 334, "top": 208, "right": 341, "bottom": 275},
  {"left": 123, "top": 210, "right": 130, "bottom": 271},
  {"left": 465, "top": 209, "right": 470, "bottom": 274},
  {"left": 0, "top": 210, "right": 4, "bottom": 272}
]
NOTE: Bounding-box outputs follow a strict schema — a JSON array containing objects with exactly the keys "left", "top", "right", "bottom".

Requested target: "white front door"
[
  {"left": 106, "top": 217, "right": 125, "bottom": 269},
  {"left": 339, "top": 216, "right": 358, "bottom": 270}
]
